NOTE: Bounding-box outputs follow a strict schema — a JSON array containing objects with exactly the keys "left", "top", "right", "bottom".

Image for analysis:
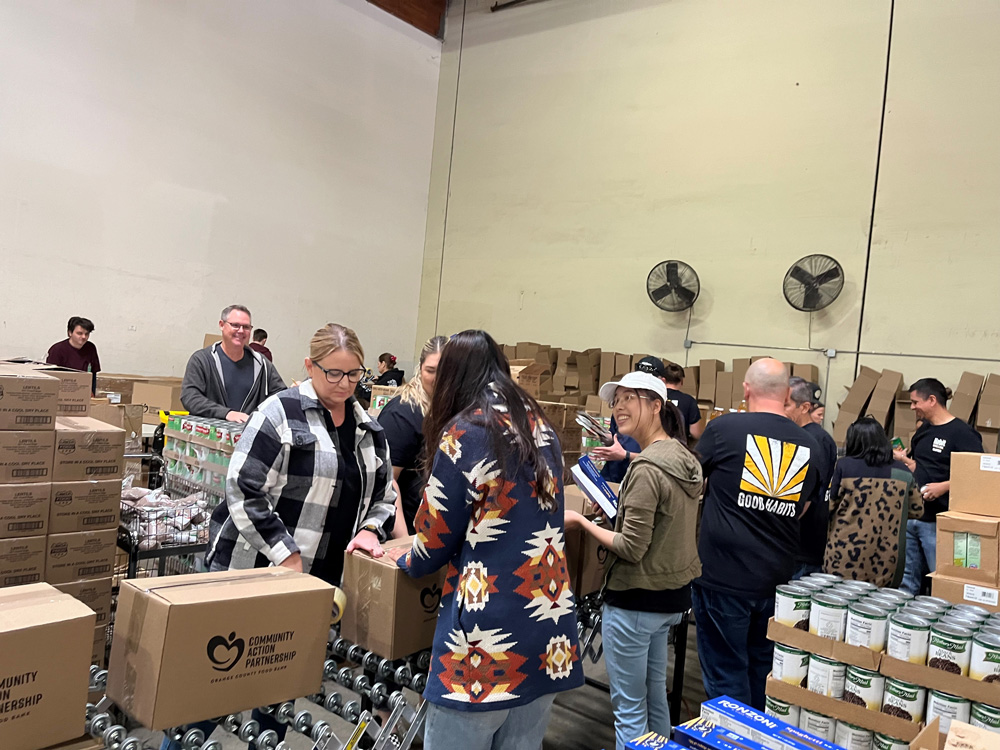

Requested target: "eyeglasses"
[
  {"left": 312, "top": 361, "right": 366, "bottom": 385},
  {"left": 225, "top": 322, "right": 253, "bottom": 332},
  {"left": 609, "top": 392, "right": 651, "bottom": 409}
]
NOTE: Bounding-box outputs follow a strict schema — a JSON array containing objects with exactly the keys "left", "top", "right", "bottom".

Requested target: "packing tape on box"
[
  {"left": 331, "top": 586, "right": 346, "bottom": 625},
  {"left": 355, "top": 571, "right": 375, "bottom": 646}
]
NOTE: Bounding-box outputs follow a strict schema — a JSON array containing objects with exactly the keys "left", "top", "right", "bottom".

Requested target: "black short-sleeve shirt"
[
  {"left": 378, "top": 396, "right": 425, "bottom": 533},
  {"left": 910, "top": 418, "right": 983, "bottom": 520}
]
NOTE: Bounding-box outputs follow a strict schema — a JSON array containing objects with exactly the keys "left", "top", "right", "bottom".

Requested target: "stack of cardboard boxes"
[
  {"left": 0, "top": 366, "right": 123, "bottom": 670},
  {"left": 96, "top": 372, "right": 184, "bottom": 425}
]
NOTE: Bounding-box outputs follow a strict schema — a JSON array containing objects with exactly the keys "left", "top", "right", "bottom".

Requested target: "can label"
[
  {"left": 881, "top": 678, "right": 926, "bottom": 723},
  {"left": 799, "top": 709, "right": 836, "bottom": 742},
  {"left": 808, "top": 655, "right": 846, "bottom": 699},
  {"left": 765, "top": 696, "right": 801, "bottom": 727},
  {"left": 928, "top": 630, "right": 972, "bottom": 676},
  {"left": 887, "top": 619, "right": 930, "bottom": 664},
  {"left": 927, "top": 692, "right": 971, "bottom": 736},
  {"left": 844, "top": 666, "right": 885, "bottom": 711},
  {"left": 775, "top": 587, "right": 812, "bottom": 629},
  {"left": 773, "top": 644, "right": 809, "bottom": 686},
  {"left": 873, "top": 734, "right": 909, "bottom": 750},
  {"left": 971, "top": 703, "right": 1000, "bottom": 734},
  {"left": 846, "top": 609, "right": 888, "bottom": 652},
  {"left": 971, "top": 638, "right": 1000, "bottom": 682},
  {"left": 810, "top": 600, "right": 848, "bottom": 641},
  {"left": 835, "top": 722, "right": 874, "bottom": 750}
]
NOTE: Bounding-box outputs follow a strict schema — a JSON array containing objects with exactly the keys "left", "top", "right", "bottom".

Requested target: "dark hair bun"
[{"left": 945, "top": 387, "right": 953, "bottom": 400}]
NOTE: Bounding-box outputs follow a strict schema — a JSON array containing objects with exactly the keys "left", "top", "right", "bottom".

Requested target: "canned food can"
[
  {"left": 881, "top": 677, "right": 926, "bottom": 723},
  {"left": 810, "top": 593, "right": 850, "bottom": 641},
  {"left": 846, "top": 602, "right": 890, "bottom": 651},
  {"left": 971, "top": 703, "right": 1000, "bottom": 734},
  {"left": 799, "top": 708, "right": 837, "bottom": 742},
  {"left": 844, "top": 665, "right": 885, "bottom": 711},
  {"left": 953, "top": 604, "right": 991, "bottom": 619},
  {"left": 775, "top": 584, "right": 813, "bottom": 629},
  {"left": 915, "top": 595, "right": 953, "bottom": 610},
  {"left": 887, "top": 613, "right": 932, "bottom": 664},
  {"left": 865, "top": 593, "right": 903, "bottom": 611},
  {"left": 928, "top": 622, "right": 974, "bottom": 676},
  {"left": 873, "top": 734, "right": 909, "bottom": 750},
  {"left": 829, "top": 587, "right": 866, "bottom": 603},
  {"left": 835, "top": 721, "right": 874, "bottom": 750},
  {"left": 839, "top": 580, "right": 877, "bottom": 593},
  {"left": 796, "top": 579, "right": 831, "bottom": 593},
  {"left": 939, "top": 614, "right": 984, "bottom": 631},
  {"left": 979, "top": 625, "right": 1000, "bottom": 639},
  {"left": 927, "top": 690, "right": 971, "bottom": 736},
  {"left": 772, "top": 643, "right": 809, "bottom": 686},
  {"left": 808, "top": 654, "right": 846, "bottom": 698},
  {"left": 904, "top": 603, "right": 945, "bottom": 621},
  {"left": 806, "top": 573, "right": 843, "bottom": 584},
  {"left": 878, "top": 588, "right": 913, "bottom": 602},
  {"left": 971, "top": 632, "right": 1000, "bottom": 682},
  {"left": 765, "top": 696, "right": 801, "bottom": 726}
]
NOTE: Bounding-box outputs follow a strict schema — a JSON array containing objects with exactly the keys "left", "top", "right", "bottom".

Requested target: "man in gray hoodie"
[{"left": 181, "top": 305, "right": 286, "bottom": 423}]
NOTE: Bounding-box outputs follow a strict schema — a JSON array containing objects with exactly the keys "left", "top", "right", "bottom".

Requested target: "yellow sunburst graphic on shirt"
[{"left": 740, "top": 434, "right": 811, "bottom": 502}]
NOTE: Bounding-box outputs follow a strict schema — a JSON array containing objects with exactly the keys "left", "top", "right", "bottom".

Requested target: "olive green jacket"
[{"left": 606, "top": 438, "right": 703, "bottom": 592}]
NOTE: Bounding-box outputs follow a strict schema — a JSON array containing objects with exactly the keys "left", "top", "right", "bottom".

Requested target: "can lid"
[
  {"left": 973, "top": 631, "right": 1000, "bottom": 649},
  {"left": 806, "top": 573, "right": 844, "bottom": 583},
  {"left": 930, "top": 690, "right": 970, "bottom": 704},
  {"left": 932, "top": 622, "right": 974, "bottom": 639},
  {"left": 890, "top": 612, "right": 932, "bottom": 629},
  {"left": 812, "top": 592, "right": 850, "bottom": 608},
  {"left": 952, "top": 604, "right": 990, "bottom": 618},
  {"left": 775, "top": 642, "right": 809, "bottom": 655},
  {"left": 846, "top": 664, "right": 881, "bottom": 678},
  {"left": 810, "top": 653, "right": 844, "bottom": 667},
  {"left": 849, "top": 601, "right": 890, "bottom": 619},
  {"left": 829, "top": 587, "right": 865, "bottom": 601},
  {"left": 838, "top": 722, "right": 871, "bottom": 732},
  {"left": 776, "top": 584, "right": 814, "bottom": 598},
  {"left": 838, "top": 580, "right": 877, "bottom": 591},
  {"left": 885, "top": 676, "right": 923, "bottom": 692},
  {"left": 971, "top": 703, "right": 1000, "bottom": 718},
  {"left": 915, "top": 595, "right": 953, "bottom": 609},
  {"left": 902, "top": 604, "right": 942, "bottom": 621}
]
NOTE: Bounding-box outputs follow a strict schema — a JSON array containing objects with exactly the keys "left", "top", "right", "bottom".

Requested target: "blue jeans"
[
  {"left": 423, "top": 694, "right": 556, "bottom": 750},
  {"left": 691, "top": 583, "right": 773, "bottom": 711},
  {"left": 791, "top": 563, "right": 822, "bottom": 581},
  {"left": 902, "top": 519, "right": 937, "bottom": 595},
  {"left": 602, "top": 605, "right": 684, "bottom": 750},
  {"left": 159, "top": 710, "right": 284, "bottom": 749}
]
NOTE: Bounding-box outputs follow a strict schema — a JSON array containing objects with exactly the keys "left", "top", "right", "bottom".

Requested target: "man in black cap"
[{"left": 786, "top": 376, "right": 837, "bottom": 578}]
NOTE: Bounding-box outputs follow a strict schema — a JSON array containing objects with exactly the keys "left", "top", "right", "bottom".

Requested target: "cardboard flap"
[
  {"left": 911, "top": 719, "right": 943, "bottom": 750},
  {"left": 767, "top": 618, "right": 882, "bottom": 671},
  {"left": 937, "top": 511, "right": 1000, "bottom": 538},
  {"left": 880, "top": 654, "right": 1000, "bottom": 706},
  {"left": 765, "top": 676, "right": 920, "bottom": 741}
]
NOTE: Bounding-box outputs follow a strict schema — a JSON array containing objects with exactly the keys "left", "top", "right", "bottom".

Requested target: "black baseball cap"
[
  {"left": 634, "top": 356, "right": 666, "bottom": 379},
  {"left": 806, "top": 382, "right": 824, "bottom": 407}
]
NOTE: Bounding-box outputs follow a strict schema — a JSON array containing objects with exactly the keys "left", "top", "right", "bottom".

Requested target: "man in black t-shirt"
[
  {"left": 693, "top": 359, "right": 821, "bottom": 710},
  {"left": 661, "top": 361, "right": 704, "bottom": 441},
  {"left": 786, "top": 378, "right": 837, "bottom": 579},
  {"left": 895, "top": 378, "right": 983, "bottom": 594}
]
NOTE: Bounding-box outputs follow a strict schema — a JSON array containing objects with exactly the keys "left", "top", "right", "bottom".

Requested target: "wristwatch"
[
  {"left": 361, "top": 523, "right": 383, "bottom": 540},
  {"left": 625, "top": 451, "right": 632, "bottom": 461}
]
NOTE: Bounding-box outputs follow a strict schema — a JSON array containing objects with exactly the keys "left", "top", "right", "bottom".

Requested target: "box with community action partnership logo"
[
  {"left": 700, "top": 697, "right": 847, "bottom": 750},
  {"left": 107, "top": 568, "right": 336, "bottom": 730},
  {"left": 340, "top": 536, "right": 446, "bottom": 660}
]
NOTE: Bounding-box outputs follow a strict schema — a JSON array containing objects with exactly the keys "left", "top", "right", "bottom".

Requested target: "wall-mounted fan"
[
  {"left": 646, "top": 260, "right": 700, "bottom": 312},
  {"left": 783, "top": 254, "right": 844, "bottom": 312}
]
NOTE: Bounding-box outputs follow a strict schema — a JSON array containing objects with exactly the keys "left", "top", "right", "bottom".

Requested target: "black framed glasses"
[
  {"left": 225, "top": 321, "right": 253, "bottom": 332},
  {"left": 312, "top": 361, "right": 366, "bottom": 385}
]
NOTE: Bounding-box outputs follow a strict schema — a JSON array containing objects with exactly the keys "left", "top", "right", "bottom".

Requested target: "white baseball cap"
[{"left": 599, "top": 371, "right": 668, "bottom": 404}]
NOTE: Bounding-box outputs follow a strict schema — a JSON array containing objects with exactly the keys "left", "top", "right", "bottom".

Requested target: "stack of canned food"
[{"left": 768, "top": 572, "right": 1000, "bottom": 748}]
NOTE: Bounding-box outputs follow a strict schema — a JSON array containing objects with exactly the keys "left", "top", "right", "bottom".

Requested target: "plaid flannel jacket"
[{"left": 206, "top": 379, "right": 396, "bottom": 574}]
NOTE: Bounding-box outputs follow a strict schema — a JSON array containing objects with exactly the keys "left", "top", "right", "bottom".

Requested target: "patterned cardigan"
[
  {"left": 398, "top": 400, "right": 584, "bottom": 711},
  {"left": 206, "top": 380, "right": 396, "bottom": 574}
]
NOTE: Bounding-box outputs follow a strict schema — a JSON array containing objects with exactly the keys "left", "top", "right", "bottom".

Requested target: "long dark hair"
[
  {"left": 423, "top": 330, "right": 560, "bottom": 512},
  {"left": 845, "top": 416, "right": 893, "bottom": 467}
]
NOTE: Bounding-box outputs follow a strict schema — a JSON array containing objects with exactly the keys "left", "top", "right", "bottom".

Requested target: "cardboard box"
[
  {"left": 0, "top": 482, "right": 50, "bottom": 539},
  {"left": 936, "top": 511, "right": 1000, "bottom": 585},
  {"left": 368, "top": 385, "right": 398, "bottom": 417},
  {"left": 840, "top": 366, "right": 881, "bottom": 415},
  {"left": 715, "top": 372, "right": 734, "bottom": 412},
  {"left": 341, "top": 537, "right": 445, "bottom": 660},
  {"left": 682, "top": 366, "right": 699, "bottom": 398},
  {"left": 599, "top": 352, "right": 617, "bottom": 388},
  {"left": 977, "top": 375, "right": 1000, "bottom": 431},
  {"left": 94, "top": 373, "right": 146, "bottom": 404},
  {"left": 55, "top": 577, "right": 114, "bottom": 628},
  {"left": 203, "top": 334, "right": 223, "bottom": 349},
  {"left": 950, "top": 373, "right": 986, "bottom": 424},
  {"left": 880, "top": 652, "right": 1000, "bottom": 706},
  {"left": 944, "top": 722, "right": 1000, "bottom": 750},
  {"left": 627, "top": 734, "right": 682, "bottom": 750},
  {"left": 732, "top": 359, "right": 751, "bottom": 403},
  {"left": 131, "top": 382, "right": 184, "bottom": 425},
  {"left": 931, "top": 572, "right": 1000, "bottom": 613},
  {"left": 510, "top": 360, "right": 551, "bottom": 400},
  {"left": 868, "top": 369, "right": 904, "bottom": 428},
  {"left": 765, "top": 677, "right": 920, "bottom": 742},
  {"left": 833, "top": 410, "right": 859, "bottom": 447},
  {"left": 92, "top": 625, "right": 107, "bottom": 669},
  {"left": 515, "top": 342, "right": 540, "bottom": 360},
  {"left": 675, "top": 718, "right": 770, "bottom": 750},
  {"left": 698, "top": 360, "right": 724, "bottom": 402},
  {"left": 895, "top": 395, "right": 918, "bottom": 441},
  {"left": 48, "top": 480, "right": 120, "bottom": 534},
  {"left": 0, "top": 583, "right": 95, "bottom": 750},
  {"left": 53, "top": 417, "right": 125, "bottom": 482},
  {"left": 793, "top": 363, "right": 820, "bottom": 383},
  {"left": 42, "top": 737, "right": 103, "bottom": 750},
  {"left": 5, "top": 363, "right": 92, "bottom": 417},
  {"left": 912, "top": 720, "right": 944, "bottom": 750},
  {"left": 699, "top": 696, "right": 845, "bottom": 750},
  {"left": 767, "top": 618, "right": 881, "bottom": 671},
  {"left": 983, "top": 429, "right": 1000, "bottom": 454},
  {"left": 0, "top": 431, "right": 55, "bottom": 484},
  {"left": 108, "top": 568, "right": 335, "bottom": 729},
  {"left": 615, "top": 354, "right": 631, "bottom": 377},
  {"left": 0, "top": 535, "right": 46, "bottom": 587},
  {"left": 565, "top": 523, "right": 608, "bottom": 596},
  {"left": 88, "top": 403, "right": 144, "bottom": 449},
  {"left": 44, "top": 530, "right": 117, "bottom": 585},
  {"left": 0, "top": 365, "right": 59, "bottom": 430},
  {"left": 950, "top": 453, "right": 1000, "bottom": 518}
]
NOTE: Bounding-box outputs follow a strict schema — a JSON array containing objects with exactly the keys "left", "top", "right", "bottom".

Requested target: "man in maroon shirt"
[
  {"left": 46, "top": 316, "right": 101, "bottom": 393},
  {"left": 249, "top": 328, "right": 273, "bottom": 361}
]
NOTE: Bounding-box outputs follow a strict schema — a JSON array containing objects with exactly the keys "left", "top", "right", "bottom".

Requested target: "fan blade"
[
  {"left": 666, "top": 262, "right": 680, "bottom": 286},
  {"left": 650, "top": 283, "right": 675, "bottom": 303},
  {"left": 803, "top": 286, "right": 822, "bottom": 310},
  {"left": 674, "top": 284, "right": 697, "bottom": 306},
  {"left": 789, "top": 266, "right": 817, "bottom": 287},
  {"left": 813, "top": 266, "right": 842, "bottom": 286}
]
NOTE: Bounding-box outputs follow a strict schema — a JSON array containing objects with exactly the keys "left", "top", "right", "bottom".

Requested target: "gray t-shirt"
[{"left": 219, "top": 350, "right": 254, "bottom": 412}]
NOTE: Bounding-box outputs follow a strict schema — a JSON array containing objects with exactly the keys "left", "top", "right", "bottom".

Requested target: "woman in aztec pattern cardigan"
[{"left": 392, "top": 330, "right": 584, "bottom": 750}]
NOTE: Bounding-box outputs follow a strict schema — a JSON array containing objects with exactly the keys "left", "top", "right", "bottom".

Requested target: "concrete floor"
[{"left": 131, "top": 624, "right": 706, "bottom": 749}]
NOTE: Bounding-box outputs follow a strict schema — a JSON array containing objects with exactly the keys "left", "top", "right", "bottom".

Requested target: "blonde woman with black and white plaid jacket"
[{"left": 206, "top": 323, "right": 396, "bottom": 581}]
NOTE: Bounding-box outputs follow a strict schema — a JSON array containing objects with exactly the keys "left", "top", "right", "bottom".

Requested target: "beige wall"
[
  {"left": 0, "top": 0, "right": 440, "bottom": 381},
  {"left": 417, "top": 0, "right": 1000, "bottom": 423}
]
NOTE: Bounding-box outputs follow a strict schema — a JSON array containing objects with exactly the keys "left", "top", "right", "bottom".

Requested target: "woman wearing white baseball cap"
[{"left": 566, "top": 371, "right": 703, "bottom": 750}]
